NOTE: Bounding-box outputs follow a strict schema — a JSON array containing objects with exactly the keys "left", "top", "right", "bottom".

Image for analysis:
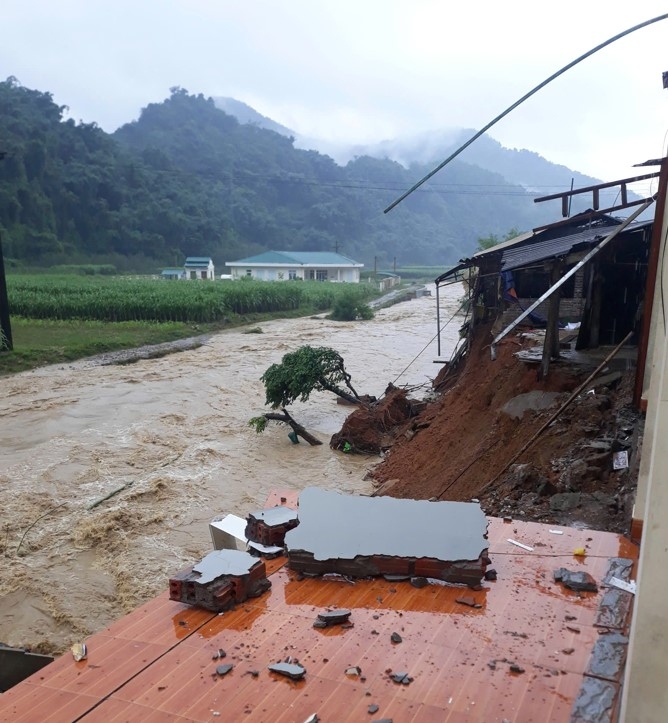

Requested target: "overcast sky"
[{"left": 3, "top": 1, "right": 668, "bottom": 197}]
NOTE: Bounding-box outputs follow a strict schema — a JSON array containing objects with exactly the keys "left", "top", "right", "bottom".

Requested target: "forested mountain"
[{"left": 0, "top": 79, "right": 564, "bottom": 272}]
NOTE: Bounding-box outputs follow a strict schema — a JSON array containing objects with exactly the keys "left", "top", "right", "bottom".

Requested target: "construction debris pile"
[{"left": 369, "top": 322, "right": 640, "bottom": 534}]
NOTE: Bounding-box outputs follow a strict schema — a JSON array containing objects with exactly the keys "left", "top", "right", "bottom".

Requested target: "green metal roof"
[
  {"left": 184, "top": 257, "right": 213, "bottom": 267},
  {"left": 228, "top": 251, "right": 362, "bottom": 266}
]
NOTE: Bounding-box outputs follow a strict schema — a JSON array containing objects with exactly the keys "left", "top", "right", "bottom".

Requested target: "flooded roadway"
[{"left": 0, "top": 284, "right": 462, "bottom": 653}]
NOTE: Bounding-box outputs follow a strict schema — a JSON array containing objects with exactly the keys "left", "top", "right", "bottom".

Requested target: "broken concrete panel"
[
  {"left": 192, "top": 550, "right": 260, "bottom": 584},
  {"left": 585, "top": 633, "right": 629, "bottom": 682},
  {"left": 502, "top": 391, "right": 561, "bottom": 420},
  {"left": 245, "top": 506, "right": 299, "bottom": 547},
  {"left": 553, "top": 568, "right": 598, "bottom": 592},
  {"left": 285, "top": 488, "right": 489, "bottom": 585},
  {"left": 268, "top": 662, "right": 306, "bottom": 680},
  {"left": 571, "top": 677, "right": 618, "bottom": 723},
  {"left": 601, "top": 558, "right": 633, "bottom": 584},
  {"left": 169, "top": 550, "right": 270, "bottom": 613},
  {"left": 313, "top": 609, "right": 351, "bottom": 628},
  {"left": 595, "top": 588, "right": 632, "bottom": 630}
]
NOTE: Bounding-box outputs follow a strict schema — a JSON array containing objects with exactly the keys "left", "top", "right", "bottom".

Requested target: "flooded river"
[{"left": 0, "top": 284, "right": 462, "bottom": 653}]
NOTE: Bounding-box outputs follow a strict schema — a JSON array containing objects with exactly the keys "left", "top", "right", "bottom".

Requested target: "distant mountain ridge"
[
  {"left": 213, "top": 97, "right": 294, "bottom": 138},
  {"left": 0, "top": 81, "right": 616, "bottom": 272},
  {"left": 215, "top": 98, "right": 604, "bottom": 196}
]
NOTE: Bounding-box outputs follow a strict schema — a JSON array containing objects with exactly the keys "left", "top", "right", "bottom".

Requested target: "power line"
[{"left": 384, "top": 12, "right": 668, "bottom": 213}]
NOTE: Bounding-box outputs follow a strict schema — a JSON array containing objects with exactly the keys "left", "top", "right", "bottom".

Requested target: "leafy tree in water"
[
  {"left": 476, "top": 227, "right": 523, "bottom": 252},
  {"left": 249, "top": 346, "right": 362, "bottom": 445},
  {"left": 329, "top": 297, "right": 374, "bottom": 322}
]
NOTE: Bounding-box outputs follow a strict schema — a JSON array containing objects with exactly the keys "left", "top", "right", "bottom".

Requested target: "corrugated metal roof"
[
  {"left": 1, "top": 506, "right": 638, "bottom": 722},
  {"left": 501, "top": 220, "right": 652, "bottom": 272},
  {"left": 228, "top": 251, "right": 363, "bottom": 266}
]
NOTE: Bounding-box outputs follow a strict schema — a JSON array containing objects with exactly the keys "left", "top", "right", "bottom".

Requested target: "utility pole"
[{"left": 0, "top": 150, "right": 12, "bottom": 352}]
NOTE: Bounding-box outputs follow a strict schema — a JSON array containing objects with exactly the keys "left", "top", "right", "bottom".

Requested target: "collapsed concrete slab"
[
  {"left": 285, "top": 488, "right": 489, "bottom": 586},
  {"left": 245, "top": 506, "right": 299, "bottom": 547},
  {"left": 169, "top": 549, "right": 270, "bottom": 612}
]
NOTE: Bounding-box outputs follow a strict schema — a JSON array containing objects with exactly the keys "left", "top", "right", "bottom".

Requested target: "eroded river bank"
[{"left": 0, "top": 285, "right": 461, "bottom": 653}]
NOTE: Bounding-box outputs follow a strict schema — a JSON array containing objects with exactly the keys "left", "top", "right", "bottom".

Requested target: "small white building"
[
  {"left": 184, "top": 257, "right": 215, "bottom": 280},
  {"left": 225, "top": 251, "right": 363, "bottom": 282}
]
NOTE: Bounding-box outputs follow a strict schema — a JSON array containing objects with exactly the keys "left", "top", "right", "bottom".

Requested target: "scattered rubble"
[
  {"left": 268, "top": 662, "right": 306, "bottom": 680},
  {"left": 390, "top": 632, "right": 402, "bottom": 644},
  {"left": 367, "top": 321, "right": 639, "bottom": 535},
  {"left": 389, "top": 671, "right": 413, "bottom": 685},
  {"left": 313, "top": 609, "right": 352, "bottom": 628},
  {"left": 215, "top": 663, "right": 233, "bottom": 677},
  {"left": 554, "top": 568, "right": 598, "bottom": 592}
]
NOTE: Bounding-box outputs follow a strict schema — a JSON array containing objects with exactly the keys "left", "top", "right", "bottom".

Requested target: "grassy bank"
[{"left": 0, "top": 276, "right": 381, "bottom": 375}]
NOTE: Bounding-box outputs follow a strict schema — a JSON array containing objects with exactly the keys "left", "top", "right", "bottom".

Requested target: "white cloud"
[{"left": 1, "top": 0, "right": 667, "bottom": 180}]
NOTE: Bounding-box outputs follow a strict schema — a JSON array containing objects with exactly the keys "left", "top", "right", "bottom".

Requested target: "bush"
[{"left": 329, "top": 297, "right": 374, "bottom": 321}]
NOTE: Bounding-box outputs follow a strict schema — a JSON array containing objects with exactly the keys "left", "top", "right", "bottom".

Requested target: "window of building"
[
  {"left": 288, "top": 269, "right": 297, "bottom": 280},
  {"left": 316, "top": 269, "right": 328, "bottom": 281},
  {"left": 246, "top": 269, "right": 252, "bottom": 277},
  {"left": 190, "top": 270, "right": 197, "bottom": 280},
  {"left": 201, "top": 271, "right": 207, "bottom": 279}
]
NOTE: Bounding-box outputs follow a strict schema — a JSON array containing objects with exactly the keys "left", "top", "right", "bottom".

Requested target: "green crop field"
[
  {"left": 7, "top": 275, "right": 379, "bottom": 323},
  {"left": 1, "top": 275, "right": 381, "bottom": 375}
]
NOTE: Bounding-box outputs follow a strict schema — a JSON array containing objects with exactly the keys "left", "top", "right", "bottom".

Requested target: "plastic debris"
[
  {"left": 612, "top": 451, "right": 629, "bottom": 470},
  {"left": 507, "top": 539, "right": 534, "bottom": 552},
  {"left": 573, "top": 547, "right": 586, "bottom": 557},
  {"left": 608, "top": 576, "right": 636, "bottom": 594}
]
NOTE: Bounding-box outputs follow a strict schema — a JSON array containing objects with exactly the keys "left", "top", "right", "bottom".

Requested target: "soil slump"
[{"left": 0, "top": 286, "right": 462, "bottom": 653}]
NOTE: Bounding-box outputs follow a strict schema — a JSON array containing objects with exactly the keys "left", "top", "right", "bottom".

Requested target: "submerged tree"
[{"left": 249, "top": 345, "right": 363, "bottom": 445}]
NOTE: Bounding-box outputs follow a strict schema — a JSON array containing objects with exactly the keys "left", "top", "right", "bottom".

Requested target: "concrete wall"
[{"left": 620, "top": 183, "right": 668, "bottom": 721}]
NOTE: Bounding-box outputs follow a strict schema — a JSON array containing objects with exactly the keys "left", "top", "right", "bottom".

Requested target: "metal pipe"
[
  {"left": 489, "top": 199, "right": 653, "bottom": 358},
  {"left": 436, "top": 280, "right": 441, "bottom": 357}
]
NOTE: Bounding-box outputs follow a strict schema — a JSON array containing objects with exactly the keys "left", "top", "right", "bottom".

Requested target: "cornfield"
[{"left": 8, "top": 276, "right": 379, "bottom": 323}]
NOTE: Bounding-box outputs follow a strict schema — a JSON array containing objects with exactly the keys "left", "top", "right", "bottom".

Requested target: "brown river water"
[{"left": 0, "top": 284, "right": 462, "bottom": 653}]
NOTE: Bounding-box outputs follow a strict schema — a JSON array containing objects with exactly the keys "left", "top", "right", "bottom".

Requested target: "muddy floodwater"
[{"left": 0, "top": 284, "right": 462, "bottom": 653}]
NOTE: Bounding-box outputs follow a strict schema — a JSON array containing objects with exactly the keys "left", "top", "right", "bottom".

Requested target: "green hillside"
[{"left": 0, "top": 79, "right": 555, "bottom": 272}]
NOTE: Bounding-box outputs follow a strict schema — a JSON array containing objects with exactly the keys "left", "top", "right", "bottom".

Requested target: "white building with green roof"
[
  {"left": 184, "top": 256, "right": 215, "bottom": 280},
  {"left": 225, "top": 252, "right": 363, "bottom": 282}
]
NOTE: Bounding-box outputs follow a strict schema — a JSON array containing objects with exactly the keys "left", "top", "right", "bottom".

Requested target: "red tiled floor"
[{"left": 0, "top": 517, "right": 638, "bottom": 722}]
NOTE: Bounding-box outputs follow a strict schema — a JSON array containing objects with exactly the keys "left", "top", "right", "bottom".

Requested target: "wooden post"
[
  {"left": 0, "top": 232, "right": 13, "bottom": 352},
  {"left": 540, "top": 261, "right": 563, "bottom": 380}
]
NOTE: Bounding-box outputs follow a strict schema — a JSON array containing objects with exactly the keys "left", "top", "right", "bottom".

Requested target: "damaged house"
[{"left": 436, "top": 176, "right": 656, "bottom": 381}]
